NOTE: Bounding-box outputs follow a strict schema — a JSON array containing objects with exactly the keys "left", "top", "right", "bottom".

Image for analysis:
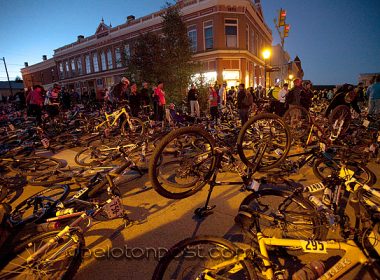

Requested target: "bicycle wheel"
[
  {"left": 74, "top": 145, "right": 116, "bottom": 166},
  {"left": 121, "top": 117, "right": 145, "bottom": 137},
  {"left": 283, "top": 105, "right": 311, "bottom": 140},
  {"left": 0, "top": 230, "right": 84, "bottom": 280},
  {"left": 10, "top": 185, "right": 70, "bottom": 225},
  {"left": 149, "top": 126, "right": 216, "bottom": 199},
  {"left": 235, "top": 187, "right": 325, "bottom": 240},
  {"left": 237, "top": 113, "right": 291, "bottom": 171},
  {"left": 313, "top": 158, "right": 375, "bottom": 185},
  {"left": 152, "top": 236, "right": 257, "bottom": 280},
  {"left": 28, "top": 169, "right": 75, "bottom": 186},
  {"left": 10, "top": 156, "right": 66, "bottom": 176},
  {"left": 328, "top": 105, "right": 351, "bottom": 136}
]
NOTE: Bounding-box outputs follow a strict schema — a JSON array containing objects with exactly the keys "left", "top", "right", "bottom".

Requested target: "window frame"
[{"left": 203, "top": 20, "right": 214, "bottom": 50}]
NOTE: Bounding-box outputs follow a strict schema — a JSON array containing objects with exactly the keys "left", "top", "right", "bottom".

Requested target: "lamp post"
[{"left": 262, "top": 49, "right": 271, "bottom": 91}]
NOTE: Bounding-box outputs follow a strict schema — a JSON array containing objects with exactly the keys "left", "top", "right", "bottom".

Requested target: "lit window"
[
  {"left": 225, "top": 19, "right": 238, "bottom": 48},
  {"left": 204, "top": 21, "right": 213, "bottom": 50}
]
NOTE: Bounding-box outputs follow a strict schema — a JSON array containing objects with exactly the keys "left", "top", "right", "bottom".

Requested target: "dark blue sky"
[{"left": 0, "top": 0, "right": 379, "bottom": 85}]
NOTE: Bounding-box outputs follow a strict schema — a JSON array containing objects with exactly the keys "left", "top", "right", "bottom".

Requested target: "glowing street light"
[
  {"left": 289, "top": 74, "right": 294, "bottom": 80},
  {"left": 262, "top": 49, "right": 271, "bottom": 60},
  {"left": 262, "top": 49, "right": 271, "bottom": 90}
]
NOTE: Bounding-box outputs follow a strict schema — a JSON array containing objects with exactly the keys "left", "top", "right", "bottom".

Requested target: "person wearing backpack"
[{"left": 237, "top": 83, "right": 253, "bottom": 125}]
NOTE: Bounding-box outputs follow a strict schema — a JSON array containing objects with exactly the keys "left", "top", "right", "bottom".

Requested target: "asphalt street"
[{"left": 9, "top": 145, "right": 380, "bottom": 280}]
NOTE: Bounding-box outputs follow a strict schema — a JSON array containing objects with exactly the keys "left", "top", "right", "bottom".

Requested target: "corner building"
[{"left": 21, "top": 0, "right": 272, "bottom": 94}]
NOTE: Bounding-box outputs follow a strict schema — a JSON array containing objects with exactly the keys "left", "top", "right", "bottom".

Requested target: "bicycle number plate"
[
  {"left": 301, "top": 240, "right": 327, "bottom": 253},
  {"left": 104, "top": 197, "right": 124, "bottom": 219},
  {"left": 8, "top": 124, "right": 15, "bottom": 131}
]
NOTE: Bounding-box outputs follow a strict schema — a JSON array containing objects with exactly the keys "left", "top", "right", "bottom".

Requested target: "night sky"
[{"left": 0, "top": 0, "right": 379, "bottom": 85}]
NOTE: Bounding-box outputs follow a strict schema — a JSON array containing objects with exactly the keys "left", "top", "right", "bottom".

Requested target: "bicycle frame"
[
  {"left": 95, "top": 107, "right": 131, "bottom": 130},
  {"left": 257, "top": 233, "right": 371, "bottom": 280}
]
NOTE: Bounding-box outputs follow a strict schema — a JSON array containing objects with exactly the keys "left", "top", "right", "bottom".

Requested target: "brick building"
[{"left": 21, "top": 0, "right": 273, "bottom": 95}]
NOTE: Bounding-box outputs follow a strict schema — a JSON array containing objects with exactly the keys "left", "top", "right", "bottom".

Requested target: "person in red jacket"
[
  {"left": 209, "top": 85, "right": 218, "bottom": 124},
  {"left": 153, "top": 81, "right": 166, "bottom": 121},
  {"left": 26, "top": 85, "right": 44, "bottom": 124}
]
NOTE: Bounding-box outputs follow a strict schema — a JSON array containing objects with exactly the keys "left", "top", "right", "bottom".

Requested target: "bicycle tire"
[
  {"left": 149, "top": 126, "right": 216, "bottom": 199},
  {"left": 152, "top": 235, "right": 257, "bottom": 280},
  {"left": 9, "top": 156, "right": 66, "bottom": 176},
  {"left": 0, "top": 229, "right": 84, "bottom": 280},
  {"left": 237, "top": 113, "right": 291, "bottom": 171},
  {"left": 235, "top": 187, "right": 325, "bottom": 240},
  {"left": 313, "top": 158, "right": 375, "bottom": 185},
  {"left": 74, "top": 145, "right": 115, "bottom": 166},
  {"left": 328, "top": 105, "right": 351, "bottom": 135},
  {"left": 27, "top": 170, "right": 72, "bottom": 186},
  {"left": 121, "top": 117, "right": 145, "bottom": 137},
  {"left": 10, "top": 185, "right": 70, "bottom": 225},
  {"left": 283, "top": 105, "right": 311, "bottom": 140}
]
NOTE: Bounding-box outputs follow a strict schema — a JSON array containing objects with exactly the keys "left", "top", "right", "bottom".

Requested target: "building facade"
[{"left": 21, "top": 0, "right": 273, "bottom": 95}]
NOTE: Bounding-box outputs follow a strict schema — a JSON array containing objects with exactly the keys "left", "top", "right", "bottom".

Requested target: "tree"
[
  {"left": 160, "top": 2, "right": 198, "bottom": 105},
  {"left": 14, "top": 76, "right": 23, "bottom": 83},
  {"left": 124, "top": 33, "right": 163, "bottom": 84}
]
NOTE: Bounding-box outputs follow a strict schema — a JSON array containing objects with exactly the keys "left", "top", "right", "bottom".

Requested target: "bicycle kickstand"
[{"left": 194, "top": 172, "right": 218, "bottom": 219}]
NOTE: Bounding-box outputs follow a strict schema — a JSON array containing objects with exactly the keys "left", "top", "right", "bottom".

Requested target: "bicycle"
[
  {"left": 0, "top": 194, "right": 126, "bottom": 279},
  {"left": 152, "top": 174, "right": 380, "bottom": 280},
  {"left": 90, "top": 105, "right": 145, "bottom": 137},
  {"left": 149, "top": 113, "right": 291, "bottom": 216},
  {"left": 283, "top": 105, "right": 351, "bottom": 144}
]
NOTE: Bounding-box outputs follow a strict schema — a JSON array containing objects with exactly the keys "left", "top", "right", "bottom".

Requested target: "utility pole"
[{"left": 1, "top": 57, "right": 14, "bottom": 96}]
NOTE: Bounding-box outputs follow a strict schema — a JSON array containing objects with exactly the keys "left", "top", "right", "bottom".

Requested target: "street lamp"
[
  {"left": 288, "top": 74, "right": 294, "bottom": 87},
  {"left": 262, "top": 49, "right": 271, "bottom": 90}
]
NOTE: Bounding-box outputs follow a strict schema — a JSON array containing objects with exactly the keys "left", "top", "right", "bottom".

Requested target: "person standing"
[
  {"left": 140, "top": 82, "right": 152, "bottom": 115},
  {"left": 237, "top": 83, "right": 253, "bottom": 125},
  {"left": 209, "top": 85, "right": 218, "bottom": 124},
  {"left": 26, "top": 85, "right": 44, "bottom": 124},
  {"left": 278, "top": 83, "right": 288, "bottom": 116},
  {"left": 112, "top": 77, "right": 130, "bottom": 104},
  {"left": 153, "top": 81, "right": 166, "bottom": 121},
  {"left": 187, "top": 84, "right": 200, "bottom": 117},
  {"left": 227, "top": 86, "right": 236, "bottom": 104},
  {"left": 128, "top": 82, "right": 140, "bottom": 117},
  {"left": 45, "top": 84, "right": 61, "bottom": 118},
  {"left": 367, "top": 76, "right": 380, "bottom": 116},
  {"left": 301, "top": 81, "right": 314, "bottom": 110},
  {"left": 218, "top": 82, "right": 227, "bottom": 107}
]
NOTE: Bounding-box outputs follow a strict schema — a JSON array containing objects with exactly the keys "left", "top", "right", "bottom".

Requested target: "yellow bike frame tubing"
[
  {"left": 96, "top": 108, "right": 129, "bottom": 130},
  {"left": 258, "top": 232, "right": 369, "bottom": 280}
]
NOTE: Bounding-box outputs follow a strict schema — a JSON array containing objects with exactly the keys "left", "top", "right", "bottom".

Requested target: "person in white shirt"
[
  {"left": 218, "top": 82, "right": 227, "bottom": 108},
  {"left": 278, "top": 83, "right": 288, "bottom": 116}
]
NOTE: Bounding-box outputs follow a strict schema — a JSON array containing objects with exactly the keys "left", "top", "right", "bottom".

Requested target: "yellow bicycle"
[
  {"left": 152, "top": 172, "right": 380, "bottom": 279},
  {"left": 91, "top": 106, "right": 144, "bottom": 137}
]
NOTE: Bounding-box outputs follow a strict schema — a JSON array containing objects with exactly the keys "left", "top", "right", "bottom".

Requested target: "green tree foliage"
[
  {"left": 160, "top": 2, "right": 197, "bottom": 105},
  {"left": 125, "top": 2, "right": 200, "bottom": 106},
  {"left": 124, "top": 33, "right": 163, "bottom": 84}
]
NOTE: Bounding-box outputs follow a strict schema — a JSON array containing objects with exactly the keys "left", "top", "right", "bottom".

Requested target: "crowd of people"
[{"left": 1, "top": 74, "right": 380, "bottom": 128}]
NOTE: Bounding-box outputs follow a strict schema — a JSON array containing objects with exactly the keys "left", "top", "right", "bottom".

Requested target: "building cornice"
[{"left": 53, "top": 0, "right": 272, "bottom": 58}]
